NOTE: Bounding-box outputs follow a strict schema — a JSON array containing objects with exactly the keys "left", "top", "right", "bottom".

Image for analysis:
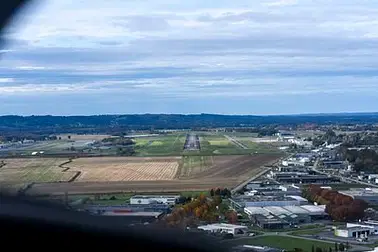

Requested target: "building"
[
  {"left": 299, "top": 205, "right": 328, "bottom": 220},
  {"left": 334, "top": 223, "right": 378, "bottom": 238},
  {"left": 230, "top": 195, "right": 306, "bottom": 210},
  {"left": 323, "top": 161, "right": 347, "bottom": 170},
  {"left": 282, "top": 206, "right": 312, "bottom": 224},
  {"left": 253, "top": 214, "right": 287, "bottom": 229},
  {"left": 83, "top": 204, "right": 172, "bottom": 214},
  {"left": 101, "top": 211, "right": 164, "bottom": 224},
  {"left": 244, "top": 205, "right": 325, "bottom": 227},
  {"left": 130, "top": 195, "right": 180, "bottom": 205},
  {"left": 232, "top": 245, "right": 282, "bottom": 252},
  {"left": 274, "top": 174, "right": 339, "bottom": 184},
  {"left": 339, "top": 188, "right": 378, "bottom": 205},
  {"left": 197, "top": 223, "right": 249, "bottom": 236}
]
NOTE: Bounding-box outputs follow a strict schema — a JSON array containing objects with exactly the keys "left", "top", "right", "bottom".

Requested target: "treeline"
[
  {"left": 338, "top": 146, "right": 378, "bottom": 173},
  {"left": 1, "top": 113, "right": 378, "bottom": 132},
  {"left": 163, "top": 188, "right": 233, "bottom": 228},
  {"left": 302, "top": 185, "right": 368, "bottom": 221}
]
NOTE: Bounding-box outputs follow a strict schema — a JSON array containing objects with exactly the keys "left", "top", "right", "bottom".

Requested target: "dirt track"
[{"left": 26, "top": 154, "right": 282, "bottom": 195}]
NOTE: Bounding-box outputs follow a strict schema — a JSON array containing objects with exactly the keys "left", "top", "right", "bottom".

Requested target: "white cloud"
[
  {"left": 0, "top": 78, "right": 14, "bottom": 83},
  {"left": 264, "top": 0, "right": 297, "bottom": 7},
  {"left": 0, "top": 0, "right": 378, "bottom": 113}
]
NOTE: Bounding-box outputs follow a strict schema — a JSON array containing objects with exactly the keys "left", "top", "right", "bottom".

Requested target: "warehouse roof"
[
  {"left": 244, "top": 207, "right": 270, "bottom": 215},
  {"left": 283, "top": 205, "right": 311, "bottom": 214},
  {"left": 264, "top": 206, "right": 292, "bottom": 216},
  {"left": 286, "top": 195, "right": 308, "bottom": 202},
  {"left": 300, "top": 205, "right": 327, "bottom": 214}
]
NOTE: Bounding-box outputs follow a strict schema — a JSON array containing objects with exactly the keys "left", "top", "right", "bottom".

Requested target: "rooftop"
[
  {"left": 339, "top": 188, "right": 378, "bottom": 197},
  {"left": 131, "top": 195, "right": 180, "bottom": 199},
  {"left": 198, "top": 223, "right": 248, "bottom": 229},
  {"left": 101, "top": 211, "right": 163, "bottom": 217}
]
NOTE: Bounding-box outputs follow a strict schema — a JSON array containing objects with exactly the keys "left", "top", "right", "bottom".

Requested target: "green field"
[
  {"left": 132, "top": 132, "right": 279, "bottom": 156},
  {"left": 198, "top": 133, "right": 252, "bottom": 155},
  {"left": 133, "top": 133, "right": 186, "bottom": 156},
  {"left": 236, "top": 236, "right": 335, "bottom": 252}
]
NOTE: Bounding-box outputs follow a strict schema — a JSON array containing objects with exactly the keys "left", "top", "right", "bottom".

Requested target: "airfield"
[{"left": 0, "top": 132, "right": 283, "bottom": 195}]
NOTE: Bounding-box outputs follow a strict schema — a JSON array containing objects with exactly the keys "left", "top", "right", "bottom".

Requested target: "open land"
[
  {"left": 228, "top": 236, "right": 335, "bottom": 251},
  {"left": 5, "top": 153, "right": 282, "bottom": 195},
  {"left": 0, "top": 132, "right": 283, "bottom": 195}
]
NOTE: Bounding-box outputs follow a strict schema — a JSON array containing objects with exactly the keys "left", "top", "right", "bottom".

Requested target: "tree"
[
  {"left": 210, "top": 188, "right": 215, "bottom": 197},
  {"left": 227, "top": 211, "right": 238, "bottom": 224},
  {"left": 338, "top": 243, "right": 345, "bottom": 252}
]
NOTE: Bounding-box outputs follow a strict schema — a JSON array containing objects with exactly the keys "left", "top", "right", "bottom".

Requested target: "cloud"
[
  {"left": 0, "top": 78, "right": 14, "bottom": 83},
  {"left": 0, "top": 0, "right": 378, "bottom": 114},
  {"left": 264, "top": 0, "right": 297, "bottom": 7}
]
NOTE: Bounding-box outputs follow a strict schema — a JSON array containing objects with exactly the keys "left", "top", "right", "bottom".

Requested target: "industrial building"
[
  {"left": 197, "top": 223, "right": 249, "bottom": 236},
  {"left": 274, "top": 174, "right": 339, "bottom": 184},
  {"left": 322, "top": 161, "right": 347, "bottom": 169},
  {"left": 254, "top": 214, "right": 287, "bottom": 229},
  {"left": 339, "top": 188, "right": 378, "bottom": 204},
  {"left": 130, "top": 195, "right": 180, "bottom": 205},
  {"left": 232, "top": 245, "right": 283, "bottom": 252},
  {"left": 244, "top": 205, "right": 327, "bottom": 228},
  {"left": 230, "top": 195, "right": 307, "bottom": 210},
  {"left": 334, "top": 222, "right": 378, "bottom": 238},
  {"left": 101, "top": 211, "right": 164, "bottom": 224},
  {"left": 83, "top": 204, "right": 172, "bottom": 214},
  {"left": 244, "top": 181, "right": 301, "bottom": 196}
]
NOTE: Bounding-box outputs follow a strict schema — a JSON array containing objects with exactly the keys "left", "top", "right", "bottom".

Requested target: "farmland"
[
  {"left": 0, "top": 158, "right": 76, "bottom": 183},
  {"left": 70, "top": 157, "right": 179, "bottom": 182},
  {"left": 0, "top": 131, "right": 284, "bottom": 195},
  {"left": 0, "top": 153, "right": 282, "bottom": 195}
]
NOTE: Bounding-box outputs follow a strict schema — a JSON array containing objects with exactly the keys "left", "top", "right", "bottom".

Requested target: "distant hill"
[{"left": 0, "top": 113, "right": 377, "bottom": 134}]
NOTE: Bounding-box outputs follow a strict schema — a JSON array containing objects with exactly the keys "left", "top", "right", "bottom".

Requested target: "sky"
[{"left": 0, "top": 0, "right": 378, "bottom": 115}]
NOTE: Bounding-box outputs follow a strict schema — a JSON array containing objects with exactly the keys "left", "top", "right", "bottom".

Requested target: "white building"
[
  {"left": 197, "top": 223, "right": 248, "bottom": 236},
  {"left": 130, "top": 195, "right": 180, "bottom": 205},
  {"left": 335, "top": 223, "right": 378, "bottom": 238}
]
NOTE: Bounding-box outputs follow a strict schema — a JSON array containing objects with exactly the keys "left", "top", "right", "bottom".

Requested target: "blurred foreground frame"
[{"left": 1, "top": 0, "right": 32, "bottom": 32}]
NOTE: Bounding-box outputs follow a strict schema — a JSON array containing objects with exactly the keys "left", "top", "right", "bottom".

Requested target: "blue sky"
[{"left": 0, "top": 0, "right": 377, "bottom": 115}]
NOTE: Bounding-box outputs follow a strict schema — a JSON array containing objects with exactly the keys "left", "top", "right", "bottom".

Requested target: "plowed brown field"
[{"left": 25, "top": 154, "right": 282, "bottom": 195}]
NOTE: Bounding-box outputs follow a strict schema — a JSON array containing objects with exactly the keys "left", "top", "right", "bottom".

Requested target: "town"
[{"left": 2, "top": 116, "right": 378, "bottom": 252}]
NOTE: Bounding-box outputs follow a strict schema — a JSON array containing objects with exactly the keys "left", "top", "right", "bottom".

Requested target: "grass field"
[
  {"left": 133, "top": 134, "right": 186, "bottom": 156},
  {"left": 199, "top": 133, "right": 251, "bottom": 155},
  {"left": 235, "top": 236, "right": 335, "bottom": 251}
]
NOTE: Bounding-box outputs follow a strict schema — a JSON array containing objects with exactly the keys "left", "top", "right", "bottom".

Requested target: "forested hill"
[{"left": 0, "top": 113, "right": 378, "bottom": 132}]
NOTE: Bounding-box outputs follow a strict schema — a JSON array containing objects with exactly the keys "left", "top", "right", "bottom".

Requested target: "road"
[
  {"left": 231, "top": 154, "right": 290, "bottom": 194},
  {"left": 224, "top": 135, "right": 248, "bottom": 150},
  {"left": 312, "top": 158, "right": 378, "bottom": 188}
]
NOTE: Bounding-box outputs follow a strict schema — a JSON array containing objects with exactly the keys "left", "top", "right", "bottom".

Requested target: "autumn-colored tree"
[
  {"left": 198, "top": 193, "right": 206, "bottom": 204},
  {"left": 227, "top": 211, "right": 238, "bottom": 224},
  {"left": 194, "top": 207, "right": 203, "bottom": 218}
]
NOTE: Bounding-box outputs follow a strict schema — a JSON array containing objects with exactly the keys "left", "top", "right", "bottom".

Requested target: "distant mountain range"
[{"left": 0, "top": 113, "right": 377, "bottom": 133}]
